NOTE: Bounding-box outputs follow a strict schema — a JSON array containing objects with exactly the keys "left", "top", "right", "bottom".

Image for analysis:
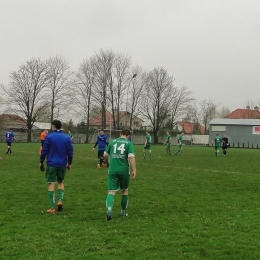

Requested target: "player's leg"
[
  {"left": 119, "top": 173, "right": 130, "bottom": 217},
  {"left": 168, "top": 144, "right": 171, "bottom": 155},
  {"left": 175, "top": 145, "right": 181, "bottom": 155},
  {"left": 97, "top": 151, "right": 102, "bottom": 167},
  {"left": 99, "top": 150, "right": 105, "bottom": 167},
  {"left": 46, "top": 167, "right": 57, "bottom": 213},
  {"left": 106, "top": 174, "right": 119, "bottom": 220},
  {"left": 57, "top": 167, "right": 66, "bottom": 211},
  {"left": 149, "top": 148, "right": 152, "bottom": 159},
  {"left": 6, "top": 142, "right": 11, "bottom": 154},
  {"left": 143, "top": 147, "right": 146, "bottom": 159}
]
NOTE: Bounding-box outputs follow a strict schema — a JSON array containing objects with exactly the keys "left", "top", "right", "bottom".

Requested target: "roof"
[
  {"left": 225, "top": 109, "right": 260, "bottom": 119},
  {"left": 89, "top": 111, "right": 113, "bottom": 126},
  {"left": 209, "top": 118, "right": 260, "bottom": 126},
  {"left": 178, "top": 122, "right": 205, "bottom": 134}
]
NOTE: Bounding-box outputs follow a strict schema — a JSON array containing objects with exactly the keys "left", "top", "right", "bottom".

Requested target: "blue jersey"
[
  {"left": 95, "top": 134, "right": 108, "bottom": 151},
  {"left": 6, "top": 131, "right": 15, "bottom": 143},
  {"left": 40, "top": 130, "right": 73, "bottom": 167}
]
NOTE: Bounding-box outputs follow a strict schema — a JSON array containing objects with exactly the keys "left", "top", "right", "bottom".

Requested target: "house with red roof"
[
  {"left": 225, "top": 106, "right": 260, "bottom": 119},
  {"left": 177, "top": 121, "right": 205, "bottom": 134},
  {"left": 89, "top": 111, "right": 144, "bottom": 130}
]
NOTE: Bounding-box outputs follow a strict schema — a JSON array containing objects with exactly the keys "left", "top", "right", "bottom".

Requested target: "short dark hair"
[
  {"left": 52, "top": 120, "right": 62, "bottom": 130},
  {"left": 121, "top": 129, "right": 131, "bottom": 136}
]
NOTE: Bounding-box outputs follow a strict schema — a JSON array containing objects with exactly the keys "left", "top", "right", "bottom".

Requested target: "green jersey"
[
  {"left": 166, "top": 134, "right": 171, "bottom": 143},
  {"left": 178, "top": 135, "right": 183, "bottom": 145},
  {"left": 105, "top": 137, "right": 135, "bottom": 175},
  {"left": 214, "top": 136, "right": 222, "bottom": 146},
  {"left": 145, "top": 134, "right": 152, "bottom": 144}
]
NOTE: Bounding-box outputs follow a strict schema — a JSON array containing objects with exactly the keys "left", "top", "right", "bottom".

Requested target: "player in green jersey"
[
  {"left": 104, "top": 129, "right": 136, "bottom": 221},
  {"left": 143, "top": 131, "right": 152, "bottom": 159},
  {"left": 175, "top": 133, "right": 184, "bottom": 155},
  {"left": 213, "top": 133, "right": 222, "bottom": 157},
  {"left": 164, "top": 131, "right": 171, "bottom": 155}
]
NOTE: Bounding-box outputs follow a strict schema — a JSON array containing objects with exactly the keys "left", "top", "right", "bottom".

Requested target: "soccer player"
[
  {"left": 164, "top": 131, "right": 171, "bottom": 155},
  {"left": 39, "top": 129, "right": 48, "bottom": 154},
  {"left": 93, "top": 130, "right": 109, "bottom": 168},
  {"left": 175, "top": 133, "right": 184, "bottom": 155},
  {"left": 222, "top": 134, "right": 229, "bottom": 157},
  {"left": 213, "top": 133, "right": 222, "bottom": 157},
  {"left": 5, "top": 128, "right": 15, "bottom": 154},
  {"left": 143, "top": 130, "right": 152, "bottom": 159},
  {"left": 68, "top": 131, "right": 73, "bottom": 140},
  {"left": 40, "top": 120, "right": 73, "bottom": 214},
  {"left": 104, "top": 129, "right": 136, "bottom": 221}
]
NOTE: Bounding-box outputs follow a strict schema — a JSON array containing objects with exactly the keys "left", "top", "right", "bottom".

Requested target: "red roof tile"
[
  {"left": 225, "top": 109, "right": 260, "bottom": 119},
  {"left": 179, "top": 122, "right": 205, "bottom": 134}
]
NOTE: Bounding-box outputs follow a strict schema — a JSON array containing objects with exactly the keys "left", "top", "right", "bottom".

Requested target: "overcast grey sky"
[{"left": 1, "top": 0, "right": 260, "bottom": 112}]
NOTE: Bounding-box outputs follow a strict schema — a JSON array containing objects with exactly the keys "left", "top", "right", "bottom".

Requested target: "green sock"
[
  {"left": 121, "top": 195, "right": 128, "bottom": 211},
  {"left": 58, "top": 189, "right": 64, "bottom": 202},
  {"left": 143, "top": 152, "right": 146, "bottom": 158},
  {"left": 106, "top": 194, "right": 114, "bottom": 213},
  {"left": 149, "top": 153, "right": 151, "bottom": 158},
  {"left": 48, "top": 191, "right": 55, "bottom": 209}
]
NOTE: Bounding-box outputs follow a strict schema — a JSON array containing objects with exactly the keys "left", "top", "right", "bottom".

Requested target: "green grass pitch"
[{"left": 0, "top": 142, "right": 260, "bottom": 259}]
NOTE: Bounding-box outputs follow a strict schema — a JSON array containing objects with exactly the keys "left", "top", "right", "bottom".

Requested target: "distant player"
[
  {"left": 222, "top": 134, "right": 229, "bottom": 157},
  {"left": 5, "top": 128, "right": 15, "bottom": 154},
  {"left": 104, "top": 129, "right": 136, "bottom": 221},
  {"left": 143, "top": 130, "right": 152, "bottom": 159},
  {"left": 68, "top": 131, "right": 73, "bottom": 140},
  {"left": 213, "top": 133, "right": 222, "bottom": 157},
  {"left": 164, "top": 131, "right": 171, "bottom": 155},
  {"left": 175, "top": 133, "right": 184, "bottom": 155},
  {"left": 93, "top": 130, "right": 109, "bottom": 168}
]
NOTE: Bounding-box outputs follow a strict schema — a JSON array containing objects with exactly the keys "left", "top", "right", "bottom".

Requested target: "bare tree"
[
  {"left": 0, "top": 58, "right": 49, "bottom": 141},
  {"left": 140, "top": 67, "right": 175, "bottom": 144},
  {"left": 73, "top": 58, "right": 96, "bottom": 142},
  {"left": 167, "top": 86, "right": 194, "bottom": 130},
  {"left": 182, "top": 104, "right": 202, "bottom": 134},
  {"left": 92, "top": 49, "right": 115, "bottom": 129},
  {"left": 126, "top": 66, "right": 145, "bottom": 130},
  {"left": 200, "top": 99, "right": 219, "bottom": 133},
  {"left": 216, "top": 106, "right": 231, "bottom": 118},
  {"left": 111, "top": 53, "right": 131, "bottom": 129},
  {"left": 46, "top": 56, "right": 73, "bottom": 126}
]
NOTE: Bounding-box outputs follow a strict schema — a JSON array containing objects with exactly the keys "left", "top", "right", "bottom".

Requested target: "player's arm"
[
  {"left": 93, "top": 140, "right": 98, "bottom": 149},
  {"left": 128, "top": 155, "right": 136, "bottom": 179},
  {"left": 66, "top": 140, "right": 73, "bottom": 171}
]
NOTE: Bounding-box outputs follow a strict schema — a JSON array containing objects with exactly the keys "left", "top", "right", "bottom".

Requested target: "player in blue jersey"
[
  {"left": 5, "top": 128, "right": 16, "bottom": 154},
  {"left": 40, "top": 120, "right": 73, "bottom": 214},
  {"left": 93, "top": 130, "right": 109, "bottom": 168}
]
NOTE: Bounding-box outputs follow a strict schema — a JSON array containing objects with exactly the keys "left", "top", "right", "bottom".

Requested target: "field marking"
[{"left": 140, "top": 163, "right": 237, "bottom": 174}]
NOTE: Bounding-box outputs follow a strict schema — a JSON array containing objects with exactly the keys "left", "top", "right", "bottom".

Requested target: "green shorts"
[
  {"left": 215, "top": 145, "right": 220, "bottom": 150},
  {"left": 108, "top": 173, "right": 130, "bottom": 191},
  {"left": 166, "top": 143, "right": 171, "bottom": 149},
  {"left": 144, "top": 144, "right": 152, "bottom": 150},
  {"left": 46, "top": 166, "right": 66, "bottom": 183}
]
